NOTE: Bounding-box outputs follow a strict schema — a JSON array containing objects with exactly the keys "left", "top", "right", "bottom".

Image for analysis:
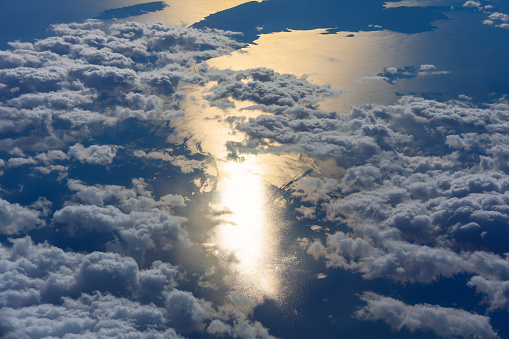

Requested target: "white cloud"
[
  {"left": 356, "top": 75, "right": 389, "bottom": 82},
  {"left": 207, "top": 319, "right": 232, "bottom": 336},
  {"left": 0, "top": 237, "right": 185, "bottom": 337},
  {"left": 218, "top": 69, "right": 509, "bottom": 334},
  {"left": 134, "top": 150, "right": 203, "bottom": 173},
  {"left": 461, "top": 5, "right": 509, "bottom": 29},
  {"left": 8, "top": 90, "right": 94, "bottom": 110},
  {"left": 357, "top": 292, "right": 498, "bottom": 338},
  {"left": 68, "top": 143, "right": 117, "bottom": 165},
  {"left": 0, "top": 199, "right": 44, "bottom": 235},
  {"left": 0, "top": 237, "right": 273, "bottom": 338},
  {"left": 489, "top": 12, "right": 509, "bottom": 22},
  {"left": 165, "top": 289, "right": 214, "bottom": 333},
  {"left": 6, "top": 157, "right": 37, "bottom": 168},
  {"left": 0, "top": 19, "right": 241, "bottom": 158},
  {"left": 419, "top": 64, "right": 436, "bottom": 70},
  {"left": 468, "top": 276, "right": 509, "bottom": 311},
  {"left": 386, "top": 67, "right": 398, "bottom": 74},
  {"left": 34, "top": 150, "right": 68, "bottom": 163},
  {"left": 0, "top": 295, "right": 182, "bottom": 339},
  {"left": 462, "top": 0, "right": 482, "bottom": 8},
  {"left": 0, "top": 13, "right": 508, "bottom": 337},
  {"left": 52, "top": 180, "right": 189, "bottom": 261},
  {"left": 52, "top": 203, "right": 189, "bottom": 259},
  {"left": 206, "top": 67, "right": 343, "bottom": 109}
]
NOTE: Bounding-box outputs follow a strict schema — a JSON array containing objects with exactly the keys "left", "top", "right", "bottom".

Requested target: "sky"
[{"left": 0, "top": 0, "right": 509, "bottom": 338}]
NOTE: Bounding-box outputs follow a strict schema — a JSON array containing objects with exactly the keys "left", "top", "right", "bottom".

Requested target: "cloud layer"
[
  {"left": 1, "top": 14, "right": 508, "bottom": 338},
  {"left": 0, "top": 20, "right": 278, "bottom": 339},
  {"left": 211, "top": 67, "right": 509, "bottom": 335}
]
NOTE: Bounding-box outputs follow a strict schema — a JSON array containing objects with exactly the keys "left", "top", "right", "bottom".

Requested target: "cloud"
[
  {"left": 207, "top": 319, "right": 232, "bottom": 336},
  {"left": 210, "top": 306, "right": 277, "bottom": 339},
  {"left": 461, "top": 1, "right": 509, "bottom": 29},
  {"left": 165, "top": 290, "right": 214, "bottom": 333},
  {"left": 68, "top": 143, "right": 117, "bottom": 165},
  {"left": 341, "top": 165, "right": 381, "bottom": 192},
  {"left": 0, "top": 294, "right": 183, "bottom": 339},
  {"left": 206, "top": 67, "right": 343, "bottom": 109},
  {"left": 53, "top": 204, "right": 188, "bottom": 244},
  {"left": 34, "top": 150, "right": 68, "bottom": 164},
  {"left": 305, "top": 231, "right": 496, "bottom": 284},
  {"left": 8, "top": 90, "right": 93, "bottom": 110},
  {"left": 1, "top": 13, "right": 508, "bottom": 337},
  {"left": 69, "top": 65, "right": 137, "bottom": 91},
  {"left": 0, "top": 236, "right": 184, "bottom": 337},
  {"left": 489, "top": 12, "right": 509, "bottom": 23},
  {"left": 0, "top": 237, "right": 273, "bottom": 338},
  {"left": 0, "top": 199, "right": 44, "bottom": 235},
  {"left": 292, "top": 177, "right": 340, "bottom": 204},
  {"left": 0, "top": 237, "right": 168, "bottom": 308},
  {"left": 133, "top": 150, "right": 203, "bottom": 173},
  {"left": 0, "top": 19, "right": 241, "bottom": 157},
  {"left": 468, "top": 276, "right": 509, "bottom": 312},
  {"left": 463, "top": 0, "right": 482, "bottom": 8},
  {"left": 219, "top": 72, "right": 509, "bottom": 334},
  {"left": 0, "top": 19, "right": 280, "bottom": 339},
  {"left": 67, "top": 178, "right": 154, "bottom": 212},
  {"left": 356, "top": 292, "right": 498, "bottom": 338},
  {"left": 50, "top": 179, "right": 187, "bottom": 261},
  {"left": 67, "top": 178, "right": 186, "bottom": 211},
  {"left": 377, "top": 64, "right": 450, "bottom": 84},
  {"left": 6, "top": 157, "right": 37, "bottom": 168}
]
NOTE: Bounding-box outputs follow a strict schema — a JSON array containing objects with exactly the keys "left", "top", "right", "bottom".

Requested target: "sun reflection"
[
  {"left": 220, "top": 161, "right": 265, "bottom": 266},
  {"left": 207, "top": 28, "right": 410, "bottom": 109},
  {"left": 214, "top": 158, "right": 281, "bottom": 300},
  {"left": 138, "top": 0, "right": 255, "bottom": 27},
  {"left": 172, "top": 85, "right": 309, "bottom": 304}
]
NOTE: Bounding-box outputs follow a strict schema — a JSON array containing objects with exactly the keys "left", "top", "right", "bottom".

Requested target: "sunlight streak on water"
[
  {"left": 141, "top": 0, "right": 256, "bottom": 26},
  {"left": 214, "top": 159, "right": 281, "bottom": 300},
  {"left": 172, "top": 86, "right": 306, "bottom": 303},
  {"left": 219, "top": 161, "right": 266, "bottom": 268}
]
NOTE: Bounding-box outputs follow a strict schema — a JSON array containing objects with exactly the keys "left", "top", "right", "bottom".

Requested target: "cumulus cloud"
[
  {"left": 236, "top": 94, "right": 509, "bottom": 295},
  {"left": 133, "top": 150, "right": 203, "bottom": 173},
  {"left": 376, "top": 64, "right": 450, "bottom": 84},
  {"left": 0, "top": 237, "right": 274, "bottom": 338},
  {"left": 67, "top": 178, "right": 186, "bottom": 211},
  {"left": 461, "top": 1, "right": 509, "bottom": 29},
  {"left": 216, "top": 66, "right": 509, "bottom": 335},
  {"left": 468, "top": 276, "right": 509, "bottom": 311},
  {"left": 68, "top": 143, "right": 117, "bottom": 165},
  {"left": 0, "top": 20, "right": 279, "bottom": 338},
  {"left": 0, "top": 199, "right": 44, "bottom": 235},
  {"left": 0, "top": 19, "right": 241, "bottom": 158},
  {"left": 1, "top": 11, "right": 508, "bottom": 338},
  {"left": 205, "top": 67, "right": 343, "bottom": 109},
  {"left": 53, "top": 204, "right": 189, "bottom": 253},
  {"left": 53, "top": 179, "right": 190, "bottom": 261},
  {"left": 292, "top": 177, "right": 340, "bottom": 203},
  {"left": 307, "top": 230, "right": 509, "bottom": 284},
  {"left": 356, "top": 292, "right": 498, "bottom": 338},
  {"left": 0, "top": 294, "right": 183, "bottom": 339},
  {"left": 6, "top": 157, "right": 37, "bottom": 168},
  {"left": 34, "top": 150, "right": 68, "bottom": 163},
  {"left": 463, "top": 0, "right": 482, "bottom": 8},
  {"left": 0, "top": 237, "right": 173, "bottom": 308},
  {"left": 67, "top": 178, "right": 154, "bottom": 211},
  {"left": 0, "top": 238, "right": 183, "bottom": 337}
]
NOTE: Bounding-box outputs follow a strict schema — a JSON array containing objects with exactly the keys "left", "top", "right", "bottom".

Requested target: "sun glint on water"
[{"left": 214, "top": 158, "right": 281, "bottom": 301}]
